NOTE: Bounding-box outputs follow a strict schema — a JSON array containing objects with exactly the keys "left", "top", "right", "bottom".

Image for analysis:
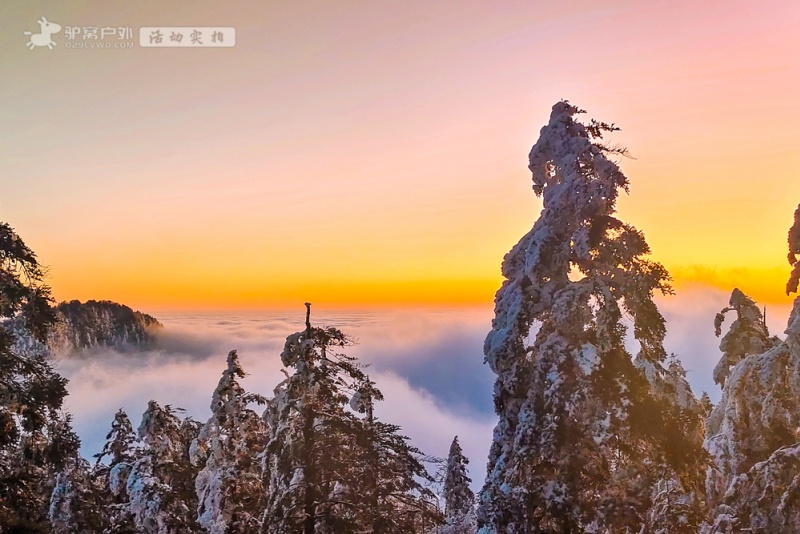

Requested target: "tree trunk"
[{"left": 302, "top": 404, "right": 316, "bottom": 534}]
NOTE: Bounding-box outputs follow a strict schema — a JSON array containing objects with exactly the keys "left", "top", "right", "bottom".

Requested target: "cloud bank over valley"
[{"left": 56, "top": 288, "right": 795, "bottom": 491}]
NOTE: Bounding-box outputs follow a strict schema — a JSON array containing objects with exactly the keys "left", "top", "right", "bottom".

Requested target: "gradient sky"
[{"left": 2, "top": 0, "right": 799, "bottom": 310}]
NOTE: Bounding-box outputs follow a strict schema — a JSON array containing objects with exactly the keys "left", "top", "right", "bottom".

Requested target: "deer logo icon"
[{"left": 24, "top": 17, "right": 62, "bottom": 50}]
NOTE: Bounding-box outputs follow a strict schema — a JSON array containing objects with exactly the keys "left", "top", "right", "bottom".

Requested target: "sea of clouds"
[{"left": 55, "top": 288, "right": 795, "bottom": 492}]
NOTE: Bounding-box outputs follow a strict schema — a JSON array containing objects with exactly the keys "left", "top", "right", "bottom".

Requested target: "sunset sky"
[{"left": 2, "top": 0, "right": 799, "bottom": 310}]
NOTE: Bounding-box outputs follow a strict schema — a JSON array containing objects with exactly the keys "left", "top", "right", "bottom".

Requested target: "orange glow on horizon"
[
  {"left": 669, "top": 267, "right": 796, "bottom": 306},
  {"left": 4, "top": 1, "right": 799, "bottom": 311},
  {"left": 49, "top": 271, "right": 504, "bottom": 312},
  {"left": 46, "top": 258, "right": 798, "bottom": 312}
]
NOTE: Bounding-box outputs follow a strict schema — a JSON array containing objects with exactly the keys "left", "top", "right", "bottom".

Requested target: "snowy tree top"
[
  {"left": 485, "top": 100, "right": 671, "bottom": 376},
  {"left": 712, "top": 288, "right": 772, "bottom": 387},
  {"left": 788, "top": 203, "right": 800, "bottom": 295},
  {"left": 137, "top": 400, "right": 190, "bottom": 459},
  {"left": 528, "top": 100, "right": 628, "bottom": 206},
  {"left": 479, "top": 102, "right": 705, "bottom": 533},
  {"left": 444, "top": 435, "right": 474, "bottom": 524},
  {"left": 94, "top": 408, "right": 138, "bottom": 467},
  {"left": 209, "top": 350, "right": 265, "bottom": 418}
]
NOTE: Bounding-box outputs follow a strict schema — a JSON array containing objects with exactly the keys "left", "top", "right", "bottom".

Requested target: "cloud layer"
[
  {"left": 57, "top": 290, "right": 795, "bottom": 492},
  {"left": 58, "top": 307, "right": 496, "bottom": 491}
]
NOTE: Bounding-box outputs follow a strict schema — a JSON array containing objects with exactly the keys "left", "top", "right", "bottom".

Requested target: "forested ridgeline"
[{"left": 48, "top": 300, "right": 162, "bottom": 354}]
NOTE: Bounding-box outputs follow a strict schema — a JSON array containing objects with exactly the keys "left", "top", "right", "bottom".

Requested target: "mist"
[{"left": 56, "top": 288, "right": 794, "bottom": 492}]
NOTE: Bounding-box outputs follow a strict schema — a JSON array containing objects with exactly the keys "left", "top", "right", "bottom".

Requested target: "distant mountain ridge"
[{"left": 48, "top": 300, "right": 162, "bottom": 353}]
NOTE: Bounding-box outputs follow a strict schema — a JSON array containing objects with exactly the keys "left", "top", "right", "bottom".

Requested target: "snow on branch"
[{"left": 788, "top": 203, "right": 800, "bottom": 295}]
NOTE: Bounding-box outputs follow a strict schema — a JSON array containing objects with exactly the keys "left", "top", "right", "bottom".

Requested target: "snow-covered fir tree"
[
  {"left": 442, "top": 436, "right": 476, "bottom": 534},
  {"left": 191, "top": 350, "right": 268, "bottom": 533},
  {"left": 699, "top": 392, "right": 714, "bottom": 416},
  {"left": 637, "top": 355, "right": 707, "bottom": 532},
  {"left": 261, "top": 305, "right": 363, "bottom": 534},
  {"left": 711, "top": 288, "right": 775, "bottom": 388},
  {"left": 48, "top": 456, "right": 107, "bottom": 533},
  {"left": 349, "top": 376, "right": 441, "bottom": 533},
  {"left": 478, "top": 101, "right": 705, "bottom": 533},
  {"left": 50, "top": 410, "right": 140, "bottom": 532},
  {"left": 262, "top": 304, "right": 440, "bottom": 533},
  {"left": 98, "top": 409, "right": 139, "bottom": 466},
  {"left": 94, "top": 408, "right": 142, "bottom": 533},
  {"left": 0, "top": 222, "right": 80, "bottom": 532},
  {"left": 704, "top": 204, "right": 800, "bottom": 532},
  {"left": 124, "top": 400, "right": 201, "bottom": 533},
  {"left": 787, "top": 203, "right": 800, "bottom": 295},
  {"left": 704, "top": 288, "right": 779, "bottom": 511}
]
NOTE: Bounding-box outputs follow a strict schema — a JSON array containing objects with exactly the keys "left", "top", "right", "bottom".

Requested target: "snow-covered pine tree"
[
  {"left": 704, "top": 289, "right": 784, "bottom": 511},
  {"left": 48, "top": 456, "right": 107, "bottom": 533},
  {"left": 478, "top": 101, "right": 705, "bottom": 533},
  {"left": 442, "top": 436, "right": 476, "bottom": 534},
  {"left": 699, "top": 392, "right": 713, "bottom": 416},
  {"left": 191, "top": 350, "right": 268, "bottom": 533},
  {"left": 637, "top": 355, "right": 707, "bottom": 532},
  {"left": 50, "top": 410, "right": 139, "bottom": 532},
  {"left": 349, "top": 376, "right": 442, "bottom": 533},
  {"left": 787, "top": 203, "right": 800, "bottom": 295},
  {"left": 262, "top": 304, "right": 367, "bottom": 534},
  {"left": 96, "top": 409, "right": 140, "bottom": 470},
  {"left": 93, "top": 408, "right": 141, "bottom": 533},
  {"left": 125, "top": 400, "right": 201, "bottom": 533},
  {"left": 0, "top": 222, "right": 80, "bottom": 532},
  {"left": 262, "top": 304, "right": 441, "bottom": 533},
  {"left": 711, "top": 288, "right": 776, "bottom": 387},
  {"left": 704, "top": 204, "right": 800, "bottom": 532}
]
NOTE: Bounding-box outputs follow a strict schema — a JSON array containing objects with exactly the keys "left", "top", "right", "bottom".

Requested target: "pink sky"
[{"left": 2, "top": 0, "right": 799, "bottom": 309}]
